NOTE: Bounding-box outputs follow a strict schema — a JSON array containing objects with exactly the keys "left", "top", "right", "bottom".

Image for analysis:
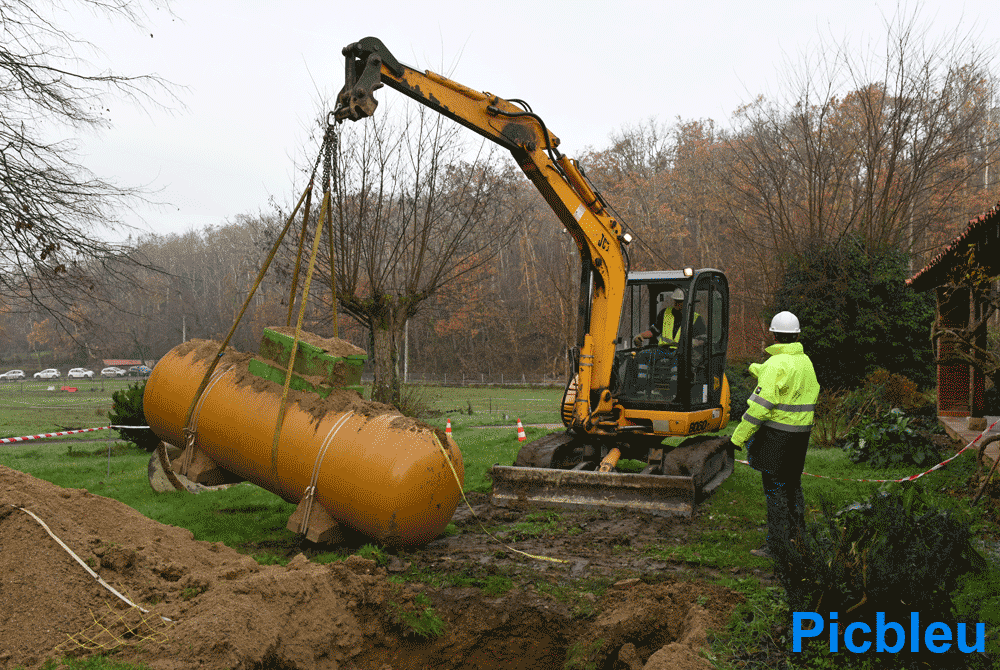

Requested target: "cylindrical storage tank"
[{"left": 143, "top": 340, "right": 464, "bottom": 548}]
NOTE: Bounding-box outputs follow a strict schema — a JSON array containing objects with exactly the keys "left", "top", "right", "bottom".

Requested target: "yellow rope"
[
  {"left": 326, "top": 187, "right": 339, "bottom": 338},
  {"left": 432, "top": 435, "right": 568, "bottom": 564},
  {"left": 286, "top": 183, "right": 315, "bottom": 327}
]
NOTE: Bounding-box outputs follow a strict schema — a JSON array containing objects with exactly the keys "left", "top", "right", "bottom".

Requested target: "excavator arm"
[{"left": 335, "top": 37, "right": 630, "bottom": 431}]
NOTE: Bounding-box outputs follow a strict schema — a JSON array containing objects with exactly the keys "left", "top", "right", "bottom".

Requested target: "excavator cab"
[{"left": 614, "top": 269, "right": 729, "bottom": 417}]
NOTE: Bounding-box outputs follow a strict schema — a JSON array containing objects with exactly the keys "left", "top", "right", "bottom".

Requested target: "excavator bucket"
[{"left": 489, "top": 435, "right": 733, "bottom": 518}]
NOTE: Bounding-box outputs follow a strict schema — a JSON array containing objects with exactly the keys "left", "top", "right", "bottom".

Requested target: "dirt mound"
[
  {"left": 0, "top": 465, "right": 384, "bottom": 670},
  {"left": 0, "top": 465, "right": 742, "bottom": 669}
]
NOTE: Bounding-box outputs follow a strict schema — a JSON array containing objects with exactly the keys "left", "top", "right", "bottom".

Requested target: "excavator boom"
[{"left": 336, "top": 37, "right": 627, "bottom": 429}]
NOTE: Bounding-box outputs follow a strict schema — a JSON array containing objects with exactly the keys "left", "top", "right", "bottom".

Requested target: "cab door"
[{"left": 685, "top": 271, "right": 729, "bottom": 408}]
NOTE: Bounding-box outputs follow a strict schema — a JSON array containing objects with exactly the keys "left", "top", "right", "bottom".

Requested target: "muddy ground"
[{"left": 0, "top": 466, "right": 748, "bottom": 670}]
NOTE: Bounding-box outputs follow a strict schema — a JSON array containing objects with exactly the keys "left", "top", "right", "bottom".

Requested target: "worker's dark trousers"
[{"left": 761, "top": 472, "right": 805, "bottom": 557}]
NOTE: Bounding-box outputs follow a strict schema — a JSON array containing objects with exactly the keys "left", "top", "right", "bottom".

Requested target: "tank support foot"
[
  {"left": 148, "top": 442, "right": 238, "bottom": 494},
  {"left": 172, "top": 445, "right": 232, "bottom": 486},
  {"left": 287, "top": 497, "right": 344, "bottom": 544}
]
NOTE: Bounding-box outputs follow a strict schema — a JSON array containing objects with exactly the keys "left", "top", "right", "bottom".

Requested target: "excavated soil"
[{"left": 0, "top": 465, "right": 743, "bottom": 670}]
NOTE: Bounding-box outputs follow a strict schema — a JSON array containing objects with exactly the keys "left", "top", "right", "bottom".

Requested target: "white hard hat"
[
  {"left": 670, "top": 288, "right": 685, "bottom": 301},
  {"left": 769, "top": 311, "right": 801, "bottom": 333}
]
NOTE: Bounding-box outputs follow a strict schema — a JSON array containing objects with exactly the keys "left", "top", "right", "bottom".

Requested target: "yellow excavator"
[{"left": 335, "top": 37, "right": 733, "bottom": 517}]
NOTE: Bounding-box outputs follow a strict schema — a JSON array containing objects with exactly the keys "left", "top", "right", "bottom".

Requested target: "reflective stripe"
[
  {"left": 764, "top": 421, "right": 813, "bottom": 433},
  {"left": 748, "top": 394, "right": 814, "bottom": 413},
  {"left": 740, "top": 412, "right": 812, "bottom": 432},
  {"left": 748, "top": 394, "right": 775, "bottom": 410}
]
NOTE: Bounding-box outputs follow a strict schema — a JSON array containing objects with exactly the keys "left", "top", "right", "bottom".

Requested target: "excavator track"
[{"left": 514, "top": 431, "right": 584, "bottom": 468}]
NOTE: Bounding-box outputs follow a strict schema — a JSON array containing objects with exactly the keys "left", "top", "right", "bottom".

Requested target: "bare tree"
[
  {"left": 308, "top": 106, "right": 521, "bottom": 406},
  {"left": 0, "top": 1, "right": 174, "bottom": 329},
  {"left": 720, "top": 8, "right": 1000, "bottom": 289},
  {"left": 584, "top": 120, "right": 686, "bottom": 270}
]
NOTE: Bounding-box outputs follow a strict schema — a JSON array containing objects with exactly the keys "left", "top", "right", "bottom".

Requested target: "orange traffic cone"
[
  {"left": 446, "top": 418, "right": 452, "bottom": 436},
  {"left": 516, "top": 419, "right": 527, "bottom": 442}
]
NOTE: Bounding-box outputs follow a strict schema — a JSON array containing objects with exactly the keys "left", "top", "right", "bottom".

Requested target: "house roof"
[{"left": 907, "top": 201, "right": 1000, "bottom": 292}]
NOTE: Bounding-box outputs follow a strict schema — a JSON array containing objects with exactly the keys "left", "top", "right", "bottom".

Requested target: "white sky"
[{"left": 64, "top": 0, "right": 998, "bottom": 241}]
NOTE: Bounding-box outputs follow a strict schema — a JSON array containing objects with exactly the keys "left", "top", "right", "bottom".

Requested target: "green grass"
[
  {"left": 17, "top": 656, "right": 155, "bottom": 670},
  {"left": 421, "top": 385, "right": 565, "bottom": 426},
  {"left": 387, "top": 591, "right": 447, "bottom": 639},
  {"left": 445, "top": 423, "right": 539, "bottom": 492}
]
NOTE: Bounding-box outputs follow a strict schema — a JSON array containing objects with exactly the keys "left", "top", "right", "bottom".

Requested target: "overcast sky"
[{"left": 64, "top": 0, "right": 998, "bottom": 241}]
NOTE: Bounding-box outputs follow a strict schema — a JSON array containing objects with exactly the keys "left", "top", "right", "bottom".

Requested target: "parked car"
[
  {"left": 128, "top": 365, "right": 152, "bottom": 377},
  {"left": 101, "top": 367, "right": 127, "bottom": 377},
  {"left": 67, "top": 368, "right": 95, "bottom": 379},
  {"left": 0, "top": 369, "right": 25, "bottom": 380},
  {"left": 33, "top": 368, "right": 60, "bottom": 379}
]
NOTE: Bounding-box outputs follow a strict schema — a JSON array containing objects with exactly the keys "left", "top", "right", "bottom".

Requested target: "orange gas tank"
[{"left": 143, "top": 340, "right": 464, "bottom": 548}]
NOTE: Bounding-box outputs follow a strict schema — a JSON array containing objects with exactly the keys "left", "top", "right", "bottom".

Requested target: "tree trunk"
[{"left": 369, "top": 299, "right": 408, "bottom": 408}]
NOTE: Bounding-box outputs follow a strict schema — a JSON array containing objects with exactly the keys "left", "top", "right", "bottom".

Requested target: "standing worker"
[{"left": 727, "top": 311, "right": 820, "bottom": 559}]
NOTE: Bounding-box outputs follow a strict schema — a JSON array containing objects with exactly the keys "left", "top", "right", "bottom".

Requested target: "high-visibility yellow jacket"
[
  {"left": 731, "top": 342, "right": 820, "bottom": 448},
  {"left": 654, "top": 309, "right": 702, "bottom": 347}
]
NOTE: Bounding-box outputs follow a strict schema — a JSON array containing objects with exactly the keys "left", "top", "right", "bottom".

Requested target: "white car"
[
  {"left": 67, "top": 368, "right": 95, "bottom": 379},
  {"left": 0, "top": 369, "right": 25, "bottom": 380},
  {"left": 101, "top": 367, "right": 126, "bottom": 377},
  {"left": 34, "top": 368, "right": 60, "bottom": 379}
]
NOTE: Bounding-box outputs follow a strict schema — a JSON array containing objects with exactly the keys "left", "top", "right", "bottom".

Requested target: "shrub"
[
  {"left": 108, "top": 381, "right": 159, "bottom": 452},
  {"left": 811, "top": 389, "right": 850, "bottom": 447},
  {"left": 395, "top": 383, "right": 432, "bottom": 418},
  {"left": 813, "top": 369, "right": 933, "bottom": 449},
  {"left": 841, "top": 409, "right": 940, "bottom": 469},
  {"left": 841, "top": 368, "right": 926, "bottom": 419},
  {"left": 725, "top": 359, "right": 757, "bottom": 421},
  {"left": 775, "top": 489, "right": 987, "bottom": 667}
]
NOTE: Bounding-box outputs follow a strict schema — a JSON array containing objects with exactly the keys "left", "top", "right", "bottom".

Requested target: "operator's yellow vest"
[{"left": 658, "top": 310, "right": 700, "bottom": 347}]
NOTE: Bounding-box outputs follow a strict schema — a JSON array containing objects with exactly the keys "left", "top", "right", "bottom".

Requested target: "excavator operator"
[{"left": 632, "top": 288, "right": 705, "bottom": 349}]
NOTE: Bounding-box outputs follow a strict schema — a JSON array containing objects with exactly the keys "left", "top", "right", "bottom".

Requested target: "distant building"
[{"left": 102, "top": 359, "right": 142, "bottom": 368}]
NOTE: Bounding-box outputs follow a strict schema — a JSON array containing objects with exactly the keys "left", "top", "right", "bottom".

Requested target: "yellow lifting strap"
[
  {"left": 286, "top": 123, "right": 339, "bottom": 337},
  {"left": 270, "top": 188, "right": 332, "bottom": 483}
]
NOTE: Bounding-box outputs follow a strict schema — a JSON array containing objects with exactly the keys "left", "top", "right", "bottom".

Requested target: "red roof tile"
[{"left": 907, "top": 201, "right": 1000, "bottom": 291}]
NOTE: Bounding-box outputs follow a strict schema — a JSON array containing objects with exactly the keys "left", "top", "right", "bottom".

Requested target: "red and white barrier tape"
[
  {"left": 0, "top": 425, "right": 150, "bottom": 445},
  {"left": 737, "top": 418, "right": 1000, "bottom": 483}
]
